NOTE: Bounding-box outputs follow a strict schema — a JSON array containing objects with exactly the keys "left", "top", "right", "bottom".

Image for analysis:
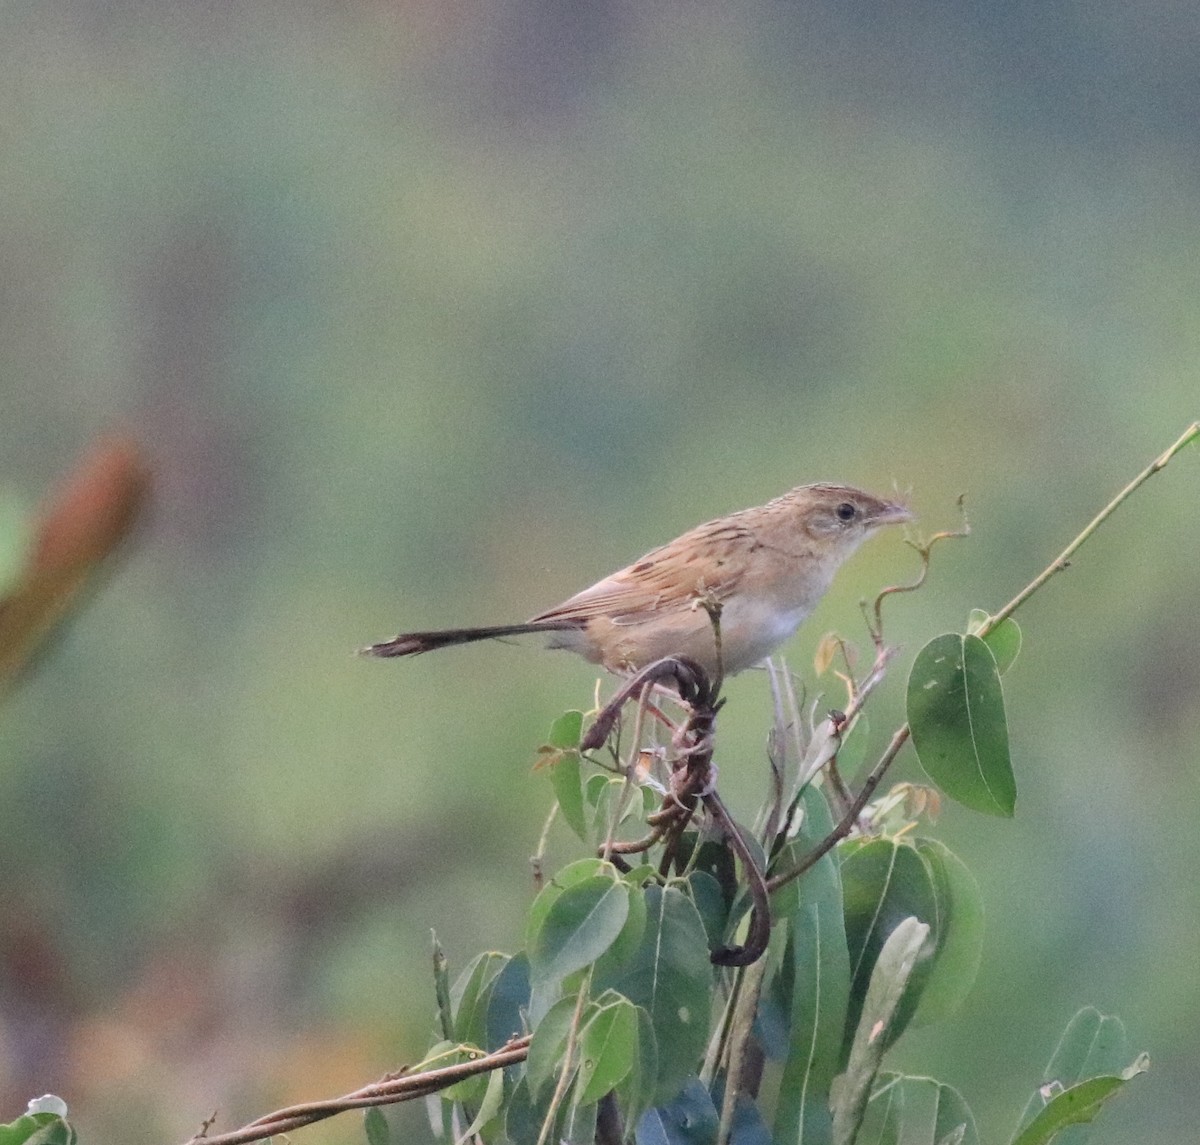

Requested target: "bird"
[{"left": 364, "top": 483, "right": 912, "bottom": 679}]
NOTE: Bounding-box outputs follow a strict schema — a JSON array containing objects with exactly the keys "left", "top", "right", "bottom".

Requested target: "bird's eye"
[{"left": 835, "top": 502, "right": 857, "bottom": 522}]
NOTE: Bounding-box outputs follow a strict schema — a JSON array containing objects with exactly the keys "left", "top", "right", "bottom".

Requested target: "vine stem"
[
  {"left": 184, "top": 1037, "right": 531, "bottom": 1145},
  {"left": 986, "top": 421, "right": 1199, "bottom": 633}
]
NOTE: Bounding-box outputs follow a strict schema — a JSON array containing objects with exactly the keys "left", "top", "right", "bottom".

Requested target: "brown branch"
[{"left": 185, "top": 1037, "right": 530, "bottom": 1145}]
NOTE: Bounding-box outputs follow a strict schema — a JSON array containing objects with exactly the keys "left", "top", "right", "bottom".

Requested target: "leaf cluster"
[{"left": 386, "top": 591, "right": 1145, "bottom": 1144}]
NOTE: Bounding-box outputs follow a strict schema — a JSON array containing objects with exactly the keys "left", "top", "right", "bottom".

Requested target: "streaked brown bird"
[{"left": 364, "top": 483, "right": 911, "bottom": 678}]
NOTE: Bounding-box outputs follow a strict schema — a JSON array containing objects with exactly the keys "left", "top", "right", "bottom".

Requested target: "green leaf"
[
  {"left": 528, "top": 876, "right": 630, "bottom": 987},
  {"left": 617, "top": 1006, "right": 661, "bottom": 1131},
  {"left": 860, "top": 1075, "right": 979, "bottom": 1145},
  {"left": 966, "top": 609, "right": 1022, "bottom": 674},
  {"left": 527, "top": 994, "right": 582, "bottom": 1099},
  {"left": 585, "top": 771, "right": 611, "bottom": 807},
  {"left": 432, "top": 933, "right": 452, "bottom": 1041},
  {"left": 526, "top": 859, "right": 619, "bottom": 953},
  {"left": 592, "top": 776, "right": 649, "bottom": 842},
  {"left": 836, "top": 710, "right": 872, "bottom": 780},
  {"left": 907, "top": 632, "right": 1016, "bottom": 817},
  {"left": 830, "top": 917, "right": 930, "bottom": 1145},
  {"left": 601, "top": 884, "right": 713, "bottom": 1105},
  {"left": 576, "top": 993, "right": 639, "bottom": 1104},
  {"left": 1009, "top": 1058, "right": 1148, "bottom": 1145},
  {"left": 485, "top": 952, "right": 531, "bottom": 1051},
  {"left": 502, "top": 1077, "right": 540, "bottom": 1143},
  {"left": 773, "top": 784, "right": 851, "bottom": 1145},
  {"left": 912, "top": 840, "right": 985, "bottom": 1026},
  {"left": 859, "top": 1073, "right": 904, "bottom": 1145},
  {"left": 549, "top": 709, "right": 585, "bottom": 749},
  {"left": 505, "top": 1076, "right": 568, "bottom": 1145},
  {"left": 0, "top": 1112, "right": 77, "bottom": 1145},
  {"left": 458, "top": 1064, "right": 506, "bottom": 1141},
  {"left": 551, "top": 751, "right": 588, "bottom": 841},
  {"left": 363, "top": 1106, "right": 389, "bottom": 1145},
  {"left": 594, "top": 877, "right": 648, "bottom": 980},
  {"left": 1043, "top": 1007, "right": 1130, "bottom": 1086},
  {"left": 540, "top": 710, "right": 588, "bottom": 839},
  {"left": 684, "top": 871, "right": 727, "bottom": 949},
  {"left": 929, "top": 1079, "right": 979, "bottom": 1145},
  {"left": 418, "top": 1041, "right": 491, "bottom": 1104},
  {"left": 1015, "top": 1008, "right": 1135, "bottom": 1144},
  {"left": 726, "top": 1096, "right": 772, "bottom": 1143},
  {"left": 526, "top": 861, "right": 621, "bottom": 1024},
  {"left": 635, "top": 1078, "right": 719, "bottom": 1144},
  {"left": 450, "top": 952, "right": 510, "bottom": 1048},
  {"left": 561, "top": 1097, "right": 598, "bottom": 1145},
  {"left": 623, "top": 863, "right": 662, "bottom": 887},
  {"left": 840, "top": 839, "right": 938, "bottom": 1057},
  {"left": 690, "top": 836, "right": 738, "bottom": 895}
]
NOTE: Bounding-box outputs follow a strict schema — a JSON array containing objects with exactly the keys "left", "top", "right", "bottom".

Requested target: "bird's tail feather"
[{"left": 362, "top": 620, "right": 582, "bottom": 658}]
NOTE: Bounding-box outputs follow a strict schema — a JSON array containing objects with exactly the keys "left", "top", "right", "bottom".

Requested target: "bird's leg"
[
  {"left": 644, "top": 683, "right": 685, "bottom": 739},
  {"left": 580, "top": 656, "right": 710, "bottom": 752}
]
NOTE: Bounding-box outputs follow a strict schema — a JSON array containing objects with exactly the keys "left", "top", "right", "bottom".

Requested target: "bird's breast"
[{"left": 714, "top": 594, "right": 812, "bottom": 673}]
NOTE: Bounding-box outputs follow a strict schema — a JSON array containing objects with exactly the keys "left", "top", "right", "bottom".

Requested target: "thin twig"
[
  {"left": 716, "top": 951, "right": 771, "bottom": 1145},
  {"left": 760, "top": 658, "right": 790, "bottom": 844},
  {"left": 602, "top": 823, "right": 667, "bottom": 856},
  {"left": 986, "top": 421, "right": 1199, "bottom": 632},
  {"left": 766, "top": 723, "right": 911, "bottom": 893},
  {"left": 531, "top": 803, "right": 558, "bottom": 893},
  {"left": 536, "top": 971, "right": 592, "bottom": 1145},
  {"left": 186, "top": 1037, "right": 531, "bottom": 1145}
]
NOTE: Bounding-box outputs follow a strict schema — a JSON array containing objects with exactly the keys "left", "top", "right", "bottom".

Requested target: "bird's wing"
[{"left": 530, "top": 517, "right": 754, "bottom": 627}]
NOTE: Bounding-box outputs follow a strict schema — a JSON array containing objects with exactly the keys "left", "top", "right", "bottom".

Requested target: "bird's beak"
[{"left": 873, "top": 501, "right": 915, "bottom": 527}]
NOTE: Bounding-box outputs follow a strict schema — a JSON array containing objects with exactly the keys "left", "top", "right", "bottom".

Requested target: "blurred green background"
[{"left": 1, "top": 2, "right": 1197, "bottom": 1142}]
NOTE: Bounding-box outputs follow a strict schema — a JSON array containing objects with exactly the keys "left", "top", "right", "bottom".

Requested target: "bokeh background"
[{"left": 1, "top": 2, "right": 1198, "bottom": 1142}]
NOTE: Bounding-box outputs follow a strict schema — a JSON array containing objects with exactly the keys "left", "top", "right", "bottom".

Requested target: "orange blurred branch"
[{"left": 0, "top": 436, "right": 151, "bottom": 688}]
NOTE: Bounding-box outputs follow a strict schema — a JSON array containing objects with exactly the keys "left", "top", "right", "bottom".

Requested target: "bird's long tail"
[{"left": 362, "top": 620, "right": 583, "bottom": 658}]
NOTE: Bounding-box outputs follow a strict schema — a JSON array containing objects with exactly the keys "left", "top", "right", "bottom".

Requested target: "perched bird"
[{"left": 365, "top": 483, "right": 911, "bottom": 678}]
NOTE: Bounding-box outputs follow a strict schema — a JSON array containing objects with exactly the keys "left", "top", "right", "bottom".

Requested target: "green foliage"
[
  {"left": 411, "top": 651, "right": 1147, "bottom": 1145},
  {"left": 1009, "top": 1056, "right": 1148, "bottom": 1145},
  {"left": 0, "top": 1100, "right": 76, "bottom": 1145},
  {"left": 1012, "top": 1009, "right": 1146, "bottom": 1145},
  {"left": 831, "top": 917, "right": 931, "bottom": 1145},
  {"left": 907, "top": 632, "right": 1016, "bottom": 817},
  {"left": 363, "top": 1106, "right": 389, "bottom": 1145},
  {"left": 840, "top": 841, "right": 939, "bottom": 1055},
  {"left": 910, "top": 840, "right": 985, "bottom": 1026},
  {"left": 771, "top": 787, "right": 850, "bottom": 1144},
  {"left": 860, "top": 1076, "right": 978, "bottom": 1145},
  {"left": 967, "top": 610, "right": 1022, "bottom": 675}
]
